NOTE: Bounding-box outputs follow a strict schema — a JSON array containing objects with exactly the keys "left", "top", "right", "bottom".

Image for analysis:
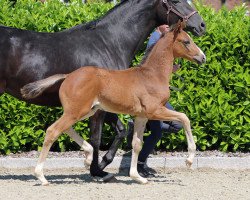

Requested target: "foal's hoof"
[
  {"left": 185, "top": 159, "right": 193, "bottom": 168},
  {"left": 42, "top": 181, "right": 50, "bottom": 186},
  {"left": 84, "top": 161, "right": 91, "bottom": 170},
  {"left": 131, "top": 175, "right": 148, "bottom": 184},
  {"left": 139, "top": 178, "right": 148, "bottom": 184}
]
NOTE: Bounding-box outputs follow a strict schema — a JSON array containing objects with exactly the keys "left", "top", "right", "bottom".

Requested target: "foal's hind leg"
[
  {"left": 35, "top": 108, "right": 97, "bottom": 185},
  {"left": 35, "top": 114, "right": 77, "bottom": 185}
]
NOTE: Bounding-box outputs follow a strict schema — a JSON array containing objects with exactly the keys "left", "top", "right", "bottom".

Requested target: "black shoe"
[
  {"left": 137, "top": 164, "right": 155, "bottom": 178},
  {"left": 145, "top": 165, "right": 158, "bottom": 174}
]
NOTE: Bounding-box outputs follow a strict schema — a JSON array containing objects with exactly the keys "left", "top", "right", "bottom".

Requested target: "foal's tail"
[{"left": 21, "top": 74, "right": 67, "bottom": 99}]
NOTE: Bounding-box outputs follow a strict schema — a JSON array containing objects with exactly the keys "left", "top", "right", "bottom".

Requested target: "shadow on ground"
[{"left": 0, "top": 169, "right": 185, "bottom": 186}]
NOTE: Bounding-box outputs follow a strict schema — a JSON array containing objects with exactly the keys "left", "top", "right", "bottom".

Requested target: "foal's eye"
[{"left": 183, "top": 40, "right": 190, "bottom": 46}]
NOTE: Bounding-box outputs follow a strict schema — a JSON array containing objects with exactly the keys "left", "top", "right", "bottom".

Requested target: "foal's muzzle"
[{"left": 193, "top": 53, "right": 206, "bottom": 65}]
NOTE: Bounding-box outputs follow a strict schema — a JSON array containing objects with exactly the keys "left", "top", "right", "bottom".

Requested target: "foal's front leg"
[
  {"left": 130, "top": 117, "right": 148, "bottom": 184},
  {"left": 66, "top": 127, "right": 93, "bottom": 167},
  {"left": 151, "top": 106, "right": 196, "bottom": 166}
]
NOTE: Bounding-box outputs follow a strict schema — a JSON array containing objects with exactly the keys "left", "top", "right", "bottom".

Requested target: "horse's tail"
[{"left": 21, "top": 74, "right": 67, "bottom": 99}]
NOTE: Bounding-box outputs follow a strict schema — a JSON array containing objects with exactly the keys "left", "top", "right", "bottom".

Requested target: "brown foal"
[{"left": 21, "top": 23, "right": 206, "bottom": 185}]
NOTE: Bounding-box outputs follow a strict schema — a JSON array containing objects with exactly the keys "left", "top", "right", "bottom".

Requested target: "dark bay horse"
[
  {"left": 21, "top": 22, "right": 206, "bottom": 185},
  {"left": 0, "top": 0, "right": 205, "bottom": 181}
]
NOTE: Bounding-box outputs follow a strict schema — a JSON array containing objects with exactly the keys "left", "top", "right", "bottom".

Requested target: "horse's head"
[
  {"left": 156, "top": 0, "right": 206, "bottom": 36},
  {"left": 171, "top": 22, "right": 206, "bottom": 65}
]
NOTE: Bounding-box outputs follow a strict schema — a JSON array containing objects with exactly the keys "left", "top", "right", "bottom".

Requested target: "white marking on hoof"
[
  {"left": 34, "top": 173, "right": 50, "bottom": 186},
  {"left": 82, "top": 143, "right": 93, "bottom": 168},
  {"left": 35, "top": 163, "right": 49, "bottom": 186},
  {"left": 131, "top": 175, "right": 148, "bottom": 184},
  {"left": 41, "top": 180, "right": 50, "bottom": 186},
  {"left": 185, "top": 159, "right": 193, "bottom": 168},
  {"left": 84, "top": 160, "right": 91, "bottom": 170},
  {"left": 130, "top": 171, "right": 148, "bottom": 184},
  {"left": 84, "top": 150, "right": 93, "bottom": 168}
]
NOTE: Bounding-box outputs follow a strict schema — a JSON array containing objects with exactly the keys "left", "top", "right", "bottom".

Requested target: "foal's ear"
[
  {"left": 172, "top": 20, "right": 182, "bottom": 40},
  {"left": 180, "top": 21, "right": 186, "bottom": 30}
]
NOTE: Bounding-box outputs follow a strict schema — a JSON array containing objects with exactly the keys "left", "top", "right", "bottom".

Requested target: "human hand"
[
  {"left": 158, "top": 24, "right": 170, "bottom": 33},
  {"left": 172, "top": 64, "right": 181, "bottom": 73}
]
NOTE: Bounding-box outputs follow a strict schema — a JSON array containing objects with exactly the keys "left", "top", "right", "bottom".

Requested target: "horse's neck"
[
  {"left": 142, "top": 35, "right": 174, "bottom": 82},
  {"left": 96, "top": 0, "right": 158, "bottom": 68}
]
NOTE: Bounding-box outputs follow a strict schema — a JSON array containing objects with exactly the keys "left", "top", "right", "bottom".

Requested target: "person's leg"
[
  {"left": 141, "top": 103, "right": 182, "bottom": 156},
  {"left": 137, "top": 120, "right": 163, "bottom": 177},
  {"left": 138, "top": 120, "right": 162, "bottom": 163},
  {"left": 136, "top": 102, "right": 182, "bottom": 177},
  {"left": 162, "top": 102, "right": 183, "bottom": 133}
]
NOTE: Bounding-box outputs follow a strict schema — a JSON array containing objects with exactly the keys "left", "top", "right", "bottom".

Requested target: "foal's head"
[{"left": 171, "top": 23, "right": 206, "bottom": 65}]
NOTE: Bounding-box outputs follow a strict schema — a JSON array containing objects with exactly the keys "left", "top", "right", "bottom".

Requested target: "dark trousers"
[{"left": 138, "top": 102, "right": 182, "bottom": 163}]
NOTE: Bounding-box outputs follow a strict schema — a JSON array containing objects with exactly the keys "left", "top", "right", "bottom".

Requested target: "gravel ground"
[
  {"left": 0, "top": 167, "right": 249, "bottom": 200},
  {"left": 1, "top": 151, "right": 249, "bottom": 200}
]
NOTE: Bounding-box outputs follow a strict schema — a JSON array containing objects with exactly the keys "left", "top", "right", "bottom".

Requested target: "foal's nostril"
[{"left": 202, "top": 55, "right": 206, "bottom": 63}]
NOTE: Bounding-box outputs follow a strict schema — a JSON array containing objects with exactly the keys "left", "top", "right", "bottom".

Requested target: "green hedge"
[
  {"left": 0, "top": 0, "right": 113, "bottom": 154},
  {"left": 0, "top": 0, "right": 249, "bottom": 154}
]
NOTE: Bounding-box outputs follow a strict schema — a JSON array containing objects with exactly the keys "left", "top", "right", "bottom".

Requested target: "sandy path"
[{"left": 0, "top": 168, "right": 249, "bottom": 200}]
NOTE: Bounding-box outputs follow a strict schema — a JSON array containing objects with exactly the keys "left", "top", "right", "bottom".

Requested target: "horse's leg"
[
  {"left": 151, "top": 107, "right": 196, "bottom": 166},
  {"left": 130, "top": 117, "right": 148, "bottom": 184},
  {"left": 99, "top": 113, "right": 129, "bottom": 170},
  {"left": 35, "top": 114, "right": 77, "bottom": 185},
  {"left": 0, "top": 80, "right": 6, "bottom": 95},
  {"left": 35, "top": 108, "right": 97, "bottom": 185},
  {"left": 66, "top": 127, "right": 93, "bottom": 167},
  {"left": 89, "top": 110, "right": 114, "bottom": 181}
]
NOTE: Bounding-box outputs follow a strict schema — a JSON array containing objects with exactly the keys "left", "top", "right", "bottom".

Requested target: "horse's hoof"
[
  {"left": 104, "top": 175, "right": 118, "bottom": 183},
  {"left": 92, "top": 173, "right": 117, "bottom": 183},
  {"left": 103, "top": 173, "right": 117, "bottom": 183}
]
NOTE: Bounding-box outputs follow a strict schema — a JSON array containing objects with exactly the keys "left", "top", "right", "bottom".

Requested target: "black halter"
[{"left": 163, "top": 0, "right": 198, "bottom": 24}]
